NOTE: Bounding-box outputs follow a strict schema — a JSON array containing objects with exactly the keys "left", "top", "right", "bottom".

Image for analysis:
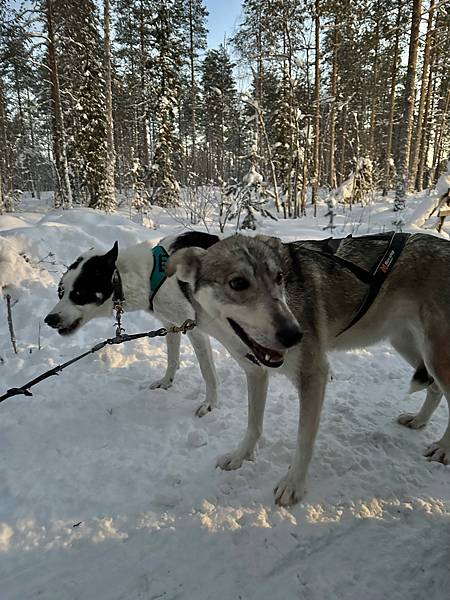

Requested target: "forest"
[{"left": 0, "top": 0, "right": 448, "bottom": 219}]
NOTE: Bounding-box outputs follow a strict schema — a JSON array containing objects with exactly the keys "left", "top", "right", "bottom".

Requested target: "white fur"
[{"left": 46, "top": 236, "right": 218, "bottom": 416}]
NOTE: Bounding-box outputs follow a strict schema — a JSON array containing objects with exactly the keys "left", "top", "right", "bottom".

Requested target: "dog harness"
[
  {"left": 149, "top": 244, "right": 169, "bottom": 310},
  {"left": 317, "top": 231, "right": 411, "bottom": 335}
]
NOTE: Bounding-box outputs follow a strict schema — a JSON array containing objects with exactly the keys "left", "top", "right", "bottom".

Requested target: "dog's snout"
[
  {"left": 276, "top": 325, "right": 303, "bottom": 348},
  {"left": 45, "top": 313, "right": 60, "bottom": 328}
]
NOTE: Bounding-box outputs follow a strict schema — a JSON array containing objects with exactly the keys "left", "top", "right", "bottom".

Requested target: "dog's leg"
[
  {"left": 274, "top": 358, "right": 328, "bottom": 507},
  {"left": 392, "top": 333, "right": 443, "bottom": 429},
  {"left": 217, "top": 368, "right": 268, "bottom": 470},
  {"left": 398, "top": 382, "right": 442, "bottom": 429},
  {"left": 421, "top": 346, "right": 450, "bottom": 464},
  {"left": 150, "top": 323, "right": 181, "bottom": 390},
  {"left": 187, "top": 330, "right": 219, "bottom": 417}
]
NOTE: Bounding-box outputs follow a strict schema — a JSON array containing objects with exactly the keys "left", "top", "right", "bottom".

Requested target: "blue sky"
[
  {"left": 8, "top": 0, "right": 243, "bottom": 51},
  {"left": 204, "top": 0, "right": 242, "bottom": 48}
]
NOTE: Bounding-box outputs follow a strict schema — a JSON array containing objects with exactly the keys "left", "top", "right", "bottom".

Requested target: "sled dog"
[
  {"left": 45, "top": 231, "right": 220, "bottom": 417},
  {"left": 167, "top": 232, "right": 450, "bottom": 506}
]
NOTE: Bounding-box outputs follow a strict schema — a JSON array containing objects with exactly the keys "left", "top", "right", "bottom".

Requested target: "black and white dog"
[{"left": 45, "top": 231, "right": 220, "bottom": 417}]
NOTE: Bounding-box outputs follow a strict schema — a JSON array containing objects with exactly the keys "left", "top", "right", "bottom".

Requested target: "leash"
[
  {"left": 0, "top": 319, "right": 196, "bottom": 405},
  {"left": 112, "top": 268, "right": 126, "bottom": 335}
]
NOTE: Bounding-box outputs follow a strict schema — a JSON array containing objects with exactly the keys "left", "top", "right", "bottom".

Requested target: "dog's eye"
[
  {"left": 229, "top": 277, "right": 249, "bottom": 291},
  {"left": 276, "top": 272, "right": 283, "bottom": 285}
]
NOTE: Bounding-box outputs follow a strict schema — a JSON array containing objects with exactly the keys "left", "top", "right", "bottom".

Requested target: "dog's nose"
[
  {"left": 44, "top": 313, "right": 60, "bottom": 328},
  {"left": 276, "top": 325, "right": 303, "bottom": 348}
]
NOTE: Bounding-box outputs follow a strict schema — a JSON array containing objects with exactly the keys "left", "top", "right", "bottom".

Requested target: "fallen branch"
[{"left": 5, "top": 294, "right": 18, "bottom": 354}]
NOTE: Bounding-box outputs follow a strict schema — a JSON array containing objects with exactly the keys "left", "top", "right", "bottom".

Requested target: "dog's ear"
[
  {"left": 166, "top": 247, "right": 206, "bottom": 285},
  {"left": 104, "top": 241, "right": 119, "bottom": 269}
]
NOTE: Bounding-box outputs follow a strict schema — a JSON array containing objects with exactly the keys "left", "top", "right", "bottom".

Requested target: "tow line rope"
[{"left": 0, "top": 319, "right": 196, "bottom": 405}]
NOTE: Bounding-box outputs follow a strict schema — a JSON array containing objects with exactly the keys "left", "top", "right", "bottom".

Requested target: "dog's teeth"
[{"left": 265, "top": 354, "right": 271, "bottom": 361}]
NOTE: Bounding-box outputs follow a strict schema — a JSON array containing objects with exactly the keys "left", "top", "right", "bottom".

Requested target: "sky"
[{"left": 204, "top": 0, "right": 243, "bottom": 49}]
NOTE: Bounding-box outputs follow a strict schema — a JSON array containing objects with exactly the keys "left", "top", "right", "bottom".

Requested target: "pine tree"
[
  {"left": 179, "top": 0, "right": 208, "bottom": 182},
  {"left": 45, "top": 0, "right": 73, "bottom": 208},
  {"left": 147, "top": 0, "right": 183, "bottom": 206},
  {"left": 200, "top": 46, "right": 240, "bottom": 183},
  {"left": 54, "top": 0, "right": 112, "bottom": 210}
]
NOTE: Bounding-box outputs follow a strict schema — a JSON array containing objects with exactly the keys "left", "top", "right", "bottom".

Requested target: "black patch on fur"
[
  {"left": 169, "top": 231, "right": 219, "bottom": 254},
  {"left": 70, "top": 255, "right": 115, "bottom": 306},
  {"left": 68, "top": 256, "right": 83, "bottom": 271},
  {"left": 178, "top": 280, "right": 193, "bottom": 305},
  {"left": 413, "top": 363, "right": 434, "bottom": 386}
]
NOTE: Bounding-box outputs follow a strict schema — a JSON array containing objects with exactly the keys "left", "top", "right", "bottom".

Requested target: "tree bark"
[
  {"left": 46, "top": 0, "right": 72, "bottom": 208},
  {"left": 104, "top": 0, "right": 116, "bottom": 208},
  {"left": 188, "top": 0, "right": 198, "bottom": 178},
  {"left": 394, "top": 0, "right": 422, "bottom": 211},
  {"left": 409, "top": 0, "right": 435, "bottom": 191},
  {"left": 416, "top": 33, "right": 437, "bottom": 191},
  {"left": 382, "top": 0, "right": 401, "bottom": 196},
  {"left": 368, "top": 3, "right": 380, "bottom": 159},
  {"left": 311, "top": 0, "right": 321, "bottom": 214},
  {"left": 328, "top": 17, "right": 338, "bottom": 189}
]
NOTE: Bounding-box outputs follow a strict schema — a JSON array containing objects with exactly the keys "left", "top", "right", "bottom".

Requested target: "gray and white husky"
[
  {"left": 45, "top": 231, "right": 220, "bottom": 417},
  {"left": 167, "top": 232, "right": 450, "bottom": 506}
]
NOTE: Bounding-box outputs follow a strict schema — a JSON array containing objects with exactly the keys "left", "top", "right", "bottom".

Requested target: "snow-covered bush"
[
  {"left": 331, "top": 157, "right": 374, "bottom": 206},
  {"left": 219, "top": 165, "right": 276, "bottom": 232}
]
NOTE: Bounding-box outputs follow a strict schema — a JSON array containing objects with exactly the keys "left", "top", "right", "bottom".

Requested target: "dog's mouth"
[
  {"left": 227, "top": 318, "right": 285, "bottom": 368},
  {"left": 58, "top": 318, "right": 82, "bottom": 336}
]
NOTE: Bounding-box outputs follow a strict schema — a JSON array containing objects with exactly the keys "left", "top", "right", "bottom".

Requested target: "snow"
[
  {"left": 435, "top": 161, "right": 450, "bottom": 198},
  {"left": 1, "top": 194, "right": 450, "bottom": 599},
  {"left": 242, "top": 165, "right": 263, "bottom": 186},
  {"left": 408, "top": 192, "right": 441, "bottom": 229}
]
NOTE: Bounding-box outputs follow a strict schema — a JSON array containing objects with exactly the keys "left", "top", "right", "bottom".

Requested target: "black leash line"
[{"left": 0, "top": 319, "right": 196, "bottom": 405}]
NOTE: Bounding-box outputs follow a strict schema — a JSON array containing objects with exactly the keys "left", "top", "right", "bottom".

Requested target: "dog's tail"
[{"left": 409, "top": 363, "right": 434, "bottom": 393}]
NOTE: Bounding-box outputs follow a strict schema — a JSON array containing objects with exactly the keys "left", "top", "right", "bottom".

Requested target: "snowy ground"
[{"left": 1, "top": 194, "right": 450, "bottom": 600}]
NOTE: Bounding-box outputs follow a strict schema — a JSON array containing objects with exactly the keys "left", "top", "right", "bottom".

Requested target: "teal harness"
[{"left": 149, "top": 244, "right": 169, "bottom": 310}]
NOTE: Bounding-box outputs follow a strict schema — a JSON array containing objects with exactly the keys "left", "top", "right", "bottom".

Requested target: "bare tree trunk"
[
  {"left": 416, "top": 35, "right": 437, "bottom": 191},
  {"left": 328, "top": 18, "right": 338, "bottom": 189},
  {"left": 394, "top": 0, "right": 422, "bottom": 211},
  {"left": 409, "top": 0, "right": 435, "bottom": 191},
  {"left": 338, "top": 101, "right": 348, "bottom": 185},
  {"left": 0, "top": 78, "right": 8, "bottom": 212},
  {"left": 311, "top": 0, "right": 321, "bottom": 215},
  {"left": 382, "top": 0, "right": 401, "bottom": 196},
  {"left": 431, "top": 83, "right": 450, "bottom": 183},
  {"left": 26, "top": 86, "right": 39, "bottom": 199},
  {"left": 368, "top": 4, "right": 380, "bottom": 159},
  {"left": 139, "top": 0, "right": 150, "bottom": 170},
  {"left": 188, "top": 0, "right": 197, "bottom": 179},
  {"left": 104, "top": 0, "right": 116, "bottom": 208},
  {"left": 46, "top": 0, "right": 72, "bottom": 208}
]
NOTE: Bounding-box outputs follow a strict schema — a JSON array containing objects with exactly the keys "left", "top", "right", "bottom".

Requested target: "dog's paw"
[
  {"left": 216, "top": 450, "right": 252, "bottom": 471},
  {"left": 195, "top": 401, "right": 212, "bottom": 418},
  {"left": 149, "top": 377, "right": 173, "bottom": 390},
  {"left": 274, "top": 473, "right": 305, "bottom": 507},
  {"left": 397, "top": 412, "right": 428, "bottom": 429},
  {"left": 424, "top": 441, "right": 450, "bottom": 465}
]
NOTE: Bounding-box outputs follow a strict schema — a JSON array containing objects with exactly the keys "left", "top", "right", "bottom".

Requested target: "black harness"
[{"left": 317, "top": 231, "right": 410, "bottom": 335}]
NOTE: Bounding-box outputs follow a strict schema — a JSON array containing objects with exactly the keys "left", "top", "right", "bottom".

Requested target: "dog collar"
[{"left": 149, "top": 244, "right": 169, "bottom": 310}]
